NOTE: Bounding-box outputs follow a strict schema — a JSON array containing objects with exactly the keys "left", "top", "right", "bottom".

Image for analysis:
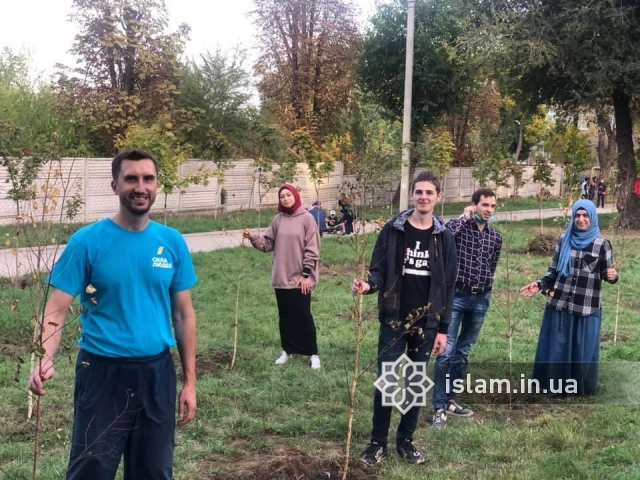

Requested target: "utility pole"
[{"left": 399, "top": 0, "right": 416, "bottom": 211}]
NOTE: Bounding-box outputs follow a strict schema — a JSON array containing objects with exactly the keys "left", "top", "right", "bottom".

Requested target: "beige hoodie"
[{"left": 250, "top": 207, "right": 320, "bottom": 289}]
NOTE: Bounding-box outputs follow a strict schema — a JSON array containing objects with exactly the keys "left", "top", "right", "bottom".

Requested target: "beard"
[{"left": 120, "top": 194, "right": 155, "bottom": 216}]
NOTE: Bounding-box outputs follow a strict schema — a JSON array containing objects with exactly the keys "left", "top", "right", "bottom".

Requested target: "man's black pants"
[{"left": 67, "top": 349, "right": 176, "bottom": 480}]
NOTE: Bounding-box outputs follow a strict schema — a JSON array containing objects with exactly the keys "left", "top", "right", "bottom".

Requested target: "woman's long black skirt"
[{"left": 274, "top": 288, "right": 318, "bottom": 356}]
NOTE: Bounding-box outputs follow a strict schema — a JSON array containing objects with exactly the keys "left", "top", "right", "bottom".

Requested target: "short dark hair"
[
  {"left": 411, "top": 170, "right": 441, "bottom": 194},
  {"left": 471, "top": 188, "right": 497, "bottom": 205},
  {"left": 112, "top": 149, "right": 159, "bottom": 180}
]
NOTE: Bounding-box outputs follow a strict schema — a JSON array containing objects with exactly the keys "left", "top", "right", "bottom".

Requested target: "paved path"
[{"left": 0, "top": 207, "right": 612, "bottom": 278}]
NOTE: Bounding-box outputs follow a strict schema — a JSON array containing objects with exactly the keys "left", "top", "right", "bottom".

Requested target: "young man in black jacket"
[{"left": 352, "top": 170, "right": 457, "bottom": 466}]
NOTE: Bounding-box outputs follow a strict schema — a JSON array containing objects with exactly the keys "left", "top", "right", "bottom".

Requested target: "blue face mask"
[{"left": 474, "top": 212, "right": 496, "bottom": 224}]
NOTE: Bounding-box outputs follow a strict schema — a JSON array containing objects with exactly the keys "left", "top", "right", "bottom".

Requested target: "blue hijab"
[{"left": 557, "top": 200, "right": 600, "bottom": 277}]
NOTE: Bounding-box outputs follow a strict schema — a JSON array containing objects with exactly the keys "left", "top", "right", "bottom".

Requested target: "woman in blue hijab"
[{"left": 520, "top": 200, "right": 618, "bottom": 395}]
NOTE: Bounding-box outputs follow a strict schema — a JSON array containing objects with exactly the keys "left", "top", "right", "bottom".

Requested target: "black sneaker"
[
  {"left": 446, "top": 400, "right": 474, "bottom": 417},
  {"left": 432, "top": 408, "right": 447, "bottom": 428},
  {"left": 360, "top": 442, "right": 387, "bottom": 466},
  {"left": 396, "top": 439, "right": 425, "bottom": 464}
]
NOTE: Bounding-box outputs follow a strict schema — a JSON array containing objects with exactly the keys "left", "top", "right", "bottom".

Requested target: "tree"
[
  {"left": 545, "top": 122, "right": 594, "bottom": 192},
  {"left": 532, "top": 152, "right": 555, "bottom": 233},
  {"left": 478, "top": 0, "right": 640, "bottom": 227},
  {"left": 0, "top": 47, "right": 30, "bottom": 87},
  {"left": 176, "top": 48, "right": 256, "bottom": 160},
  {"left": 330, "top": 99, "right": 402, "bottom": 205},
  {"left": 253, "top": 0, "right": 361, "bottom": 142},
  {"left": 56, "top": 0, "right": 190, "bottom": 154},
  {"left": 361, "top": 0, "right": 477, "bottom": 139},
  {"left": 415, "top": 123, "right": 455, "bottom": 213},
  {"left": 595, "top": 108, "right": 617, "bottom": 181},
  {"left": 241, "top": 112, "right": 299, "bottom": 206},
  {"left": 453, "top": 79, "right": 503, "bottom": 165},
  {"left": 416, "top": 125, "right": 455, "bottom": 178},
  {"left": 0, "top": 48, "right": 91, "bottom": 156},
  {"left": 115, "top": 117, "right": 211, "bottom": 223}
]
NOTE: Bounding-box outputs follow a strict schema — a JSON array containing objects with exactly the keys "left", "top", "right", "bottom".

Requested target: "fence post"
[{"left": 83, "top": 158, "right": 88, "bottom": 224}]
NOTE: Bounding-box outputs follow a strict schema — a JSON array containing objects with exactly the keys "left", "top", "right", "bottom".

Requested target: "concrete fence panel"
[{"left": 0, "top": 158, "right": 568, "bottom": 225}]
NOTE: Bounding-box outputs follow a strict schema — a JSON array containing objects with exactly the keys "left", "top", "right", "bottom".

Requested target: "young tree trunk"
[
  {"left": 512, "top": 119, "right": 524, "bottom": 199},
  {"left": 612, "top": 88, "right": 640, "bottom": 228},
  {"left": 513, "top": 118, "right": 524, "bottom": 163},
  {"left": 597, "top": 115, "right": 617, "bottom": 180}
]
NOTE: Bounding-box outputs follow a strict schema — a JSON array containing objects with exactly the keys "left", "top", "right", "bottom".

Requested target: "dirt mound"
[
  {"left": 176, "top": 349, "right": 232, "bottom": 380},
  {"left": 209, "top": 445, "right": 373, "bottom": 480},
  {"left": 526, "top": 234, "right": 557, "bottom": 255}
]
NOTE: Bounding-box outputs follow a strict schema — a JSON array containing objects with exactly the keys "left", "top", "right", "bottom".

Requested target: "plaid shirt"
[
  {"left": 539, "top": 235, "right": 617, "bottom": 316},
  {"left": 446, "top": 218, "right": 502, "bottom": 289}
]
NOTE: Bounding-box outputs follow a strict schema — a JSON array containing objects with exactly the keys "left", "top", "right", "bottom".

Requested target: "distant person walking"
[
  {"left": 519, "top": 200, "right": 618, "bottom": 396},
  {"left": 588, "top": 176, "right": 597, "bottom": 201},
  {"left": 244, "top": 183, "right": 322, "bottom": 369},
  {"left": 338, "top": 199, "right": 354, "bottom": 235},
  {"left": 581, "top": 177, "right": 589, "bottom": 200},
  {"left": 597, "top": 180, "right": 607, "bottom": 208}
]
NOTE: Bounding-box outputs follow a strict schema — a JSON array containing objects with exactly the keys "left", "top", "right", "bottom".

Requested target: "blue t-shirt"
[{"left": 49, "top": 219, "right": 197, "bottom": 357}]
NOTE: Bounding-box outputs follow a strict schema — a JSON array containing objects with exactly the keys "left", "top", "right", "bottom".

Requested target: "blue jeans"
[
  {"left": 371, "top": 323, "right": 436, "bottom": 446},
  {"left": 432, "top": 288, "right": 491, "bottom": 410}
]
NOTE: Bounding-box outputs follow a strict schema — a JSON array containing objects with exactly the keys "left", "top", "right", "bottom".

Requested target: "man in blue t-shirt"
[{"left": 28, "top": 149, "right": 198, "bottom": 480}]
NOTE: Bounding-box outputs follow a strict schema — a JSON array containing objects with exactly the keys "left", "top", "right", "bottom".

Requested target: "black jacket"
[{"left": 365, "top": 210, "right": 457, "bottom": 333}]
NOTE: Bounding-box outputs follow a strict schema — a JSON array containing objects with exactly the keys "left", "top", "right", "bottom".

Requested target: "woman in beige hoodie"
[{"left": 243, "top": 183, "right": 322, "bottom": 369}]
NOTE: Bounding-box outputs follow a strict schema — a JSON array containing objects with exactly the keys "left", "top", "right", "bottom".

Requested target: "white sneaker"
[
  {"left": 310, "top": 355, "right": 321, "bottom": 370},
  {"left": 275, "top": 351, "right": 289, "bottom": 365}
]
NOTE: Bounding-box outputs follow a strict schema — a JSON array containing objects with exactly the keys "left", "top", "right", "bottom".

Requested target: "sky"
[{"left": 0, "top": 0, "right": 380, "bottom": 80}]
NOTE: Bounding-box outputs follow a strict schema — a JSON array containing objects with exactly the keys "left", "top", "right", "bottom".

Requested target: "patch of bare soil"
[
  {"left": 196, "top": 349, "right": 233, "bottom": 375},
  {"left": 176, "top": 349, "right": 232, "bottom": 380},
  {"left": 321, "top": 261, "right": 360, "bottom": 278},
  {"left": 3, "top": 406, "right": 72, "bottom": 442},
  {"left": 205, "top": 442, "right": 374, "bottom": 480},
  {"left": 0, "top": 276, "right": 36, "bottom": 289},
  {"left": 436, "top": 403, "right": 557, "bottom": 427},
  {"left": 525, "top": 234, "right": 558, "bottom": 256},
  {"left": 601, "top": 332, "right": 629, "bottom": 342},
  {"left": 0, "top": 341, "right": 30, "bottom": 359}
]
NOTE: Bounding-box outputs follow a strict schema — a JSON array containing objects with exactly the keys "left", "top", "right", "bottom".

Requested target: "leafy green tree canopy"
[
  {"left": 57, "top": 0, "right": 191, "bottom": 154},
  {"left": 176, "top": 48, "right": 255, "bottom": 160},
  {"left": 361, "top": 0, "right": 475, "bottom": 133},
  {"left": 477, "top": 0, "right": 640, "bottom": 225}
]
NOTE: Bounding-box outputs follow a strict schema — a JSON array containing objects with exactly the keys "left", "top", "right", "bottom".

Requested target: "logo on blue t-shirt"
[{"left": 152, "top": 245, "right": 173, "bottom": 269}]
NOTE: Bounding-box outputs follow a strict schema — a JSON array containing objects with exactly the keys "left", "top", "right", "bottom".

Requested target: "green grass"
[
  {"left": 0, "top": 197, "right": 568, "bottom": 251},
  {"left": 1, "top": 219, "right": 639, "bottom": 479}
]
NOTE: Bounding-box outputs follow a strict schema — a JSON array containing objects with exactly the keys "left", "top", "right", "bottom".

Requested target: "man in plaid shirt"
[{"left": 431, "top": 188, "right": 502, "bottom": 427}]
